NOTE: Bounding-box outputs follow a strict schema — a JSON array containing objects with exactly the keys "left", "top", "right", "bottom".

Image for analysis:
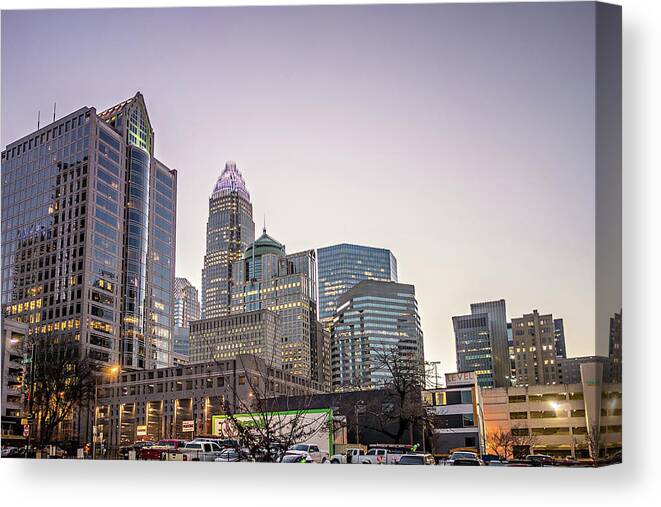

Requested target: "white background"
[{"left": 0, "top": 0, "right": 658, "bottom": 504}]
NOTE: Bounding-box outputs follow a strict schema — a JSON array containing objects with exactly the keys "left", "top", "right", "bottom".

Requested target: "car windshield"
[
  {"left": 290, "top": 444, "right": 308, "bottom": 451},
  {"left": 399, "top": 456, "right": 424, "bottom": 465}
]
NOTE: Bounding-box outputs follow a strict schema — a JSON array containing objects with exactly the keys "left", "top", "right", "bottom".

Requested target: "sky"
[{"left": 1, "top": 3, "right": 601, "bottom": 375}]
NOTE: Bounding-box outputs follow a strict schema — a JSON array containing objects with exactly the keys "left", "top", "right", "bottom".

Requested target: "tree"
[
  {"left": 584, "top": 424, "right": 604, "bottom": 461},
  {"left": 486, "top": 425, "right": 539, "bottom": 460},
  {"left": 486, "top": 427, "right": 514, "bottom": 460},
  {"left": 218, "top": 354, "right": 334, "bottom": 462},
  {"left": 358, "top": 346, "right": 432, "bottom": 445},
  {"left": 30, "top": 343, "right": 96, "bottom": 448}
]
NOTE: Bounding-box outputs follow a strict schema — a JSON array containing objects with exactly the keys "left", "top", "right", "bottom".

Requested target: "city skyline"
[{"left": 1, "top": 3, "right": 601, "bottom": 376}]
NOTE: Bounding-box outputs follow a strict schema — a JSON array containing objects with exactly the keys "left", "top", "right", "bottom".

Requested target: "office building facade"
[
  {"left": 1, "top": 92, "right": 176, "bottom": 372},
  {"left": 557, "top": 355, "right": 611, "bottom": 385},
  {"left": 201, "top": 162, "right": 255, "bottom": 319},
  {"left": 95, "top": 354, "right": 322, "bottom": 448},
  {"left": 317, "top": 244, "right": 397, "bottom": 328},
  {"left": 332, "top": 280, "right": 424, "bottom": 391},
  {"left": 173, "top": 277, "right": 201, "bottom": 356},
  {"left": 554, "top": 318, "right": 567, "bottom": 359},
  {"left": 230, "top": 229, "right": 323, "bottom": 382},
  {"left": 189, "top": 309, "right": 282, "bottom": 367},
  {"left": 453, "top": 299, "right": 509, "bottom": 388},
  {"left": 511, "top": 310, "right": 559, "bottom": 386},
  {"left": 608, "top": 311, "right": 622, "bottom": 383}
]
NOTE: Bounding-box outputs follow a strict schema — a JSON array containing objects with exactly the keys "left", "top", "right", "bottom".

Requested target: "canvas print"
[{"left": 0, "top": 2, "right": 621, "bottom": 466}]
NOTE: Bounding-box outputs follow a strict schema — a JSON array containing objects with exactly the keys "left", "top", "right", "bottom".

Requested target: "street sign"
[
  {"left": 21, "top": 418, "right": 28, "bottom": 425},
  {"left": 182, "top": 420, "right": 194, "bottom": 432},
  {"left": 23, "top": 425, "right": 30, "bottom": 437},
  {"left": 136, "top": 425, "right": 147, "bottom": 436}
]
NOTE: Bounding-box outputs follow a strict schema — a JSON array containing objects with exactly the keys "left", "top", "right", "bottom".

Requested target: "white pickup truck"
[
  {"left": 285, "top": 444, "right": 329, "bottom": 463},
  {"left": 358, "top": 448, "right": 403, "bottom": 465},
  {"left": 330, "top": 448, "right": 366, "bottom": 464},
  {"left": 178, "top": 441, "right": 225, "bottom": 462}
]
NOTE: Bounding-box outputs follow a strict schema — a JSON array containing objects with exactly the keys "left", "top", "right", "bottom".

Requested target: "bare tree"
[
  {"left": 30, "top": 344, "right": 95, "bottom": 448},
  {"left": 217, "top": 354, "right": 334, "bottom": 462},
  {"left": 358, "top": 346, "right": 431, "bottom": 445},
  {"left": 486, "top": 425, "right": 539, "bottom": 460},
  {"left": 195, "top": 327, "right": 335, "bottom": 462},
  {"left": 584, "top": 424, "right": 604, "bottom": 461},
  {"left": 486, "top": 428, "right": 514, "bottom": 460}
]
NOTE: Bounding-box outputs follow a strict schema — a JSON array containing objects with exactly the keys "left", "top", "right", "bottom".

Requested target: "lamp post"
[{"left": 93, "top": 365, "right": 119, "bottom": 459}]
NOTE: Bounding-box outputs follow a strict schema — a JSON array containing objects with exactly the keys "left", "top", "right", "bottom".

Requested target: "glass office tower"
[
  {"left": 331, "top": 280, "right": 424, "bottom": 390},
  {"left": 201, "top": 162, "right": 255, "bottom": 319},
  {"left": 173, "top": 277, "right": 201, "bottom": 356},
  {"left": 98, "top": 93, "right": 177, "bottom": 369},
  {"left": 1, "top": 92, "right": 177, "bottom": 373},
  {"left": 453, "top": 299, "right": 509, "bottom": 388},
  {"left": 317, "top": 244, "right": 397, "bottom": 328}
]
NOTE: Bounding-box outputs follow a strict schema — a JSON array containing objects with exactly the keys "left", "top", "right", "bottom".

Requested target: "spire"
[
  {"left": 212, "top": 161, "right": 250, "bottom": 200},
  {"left": 263, "top": 214, "right": 266, "bottom": 234}
]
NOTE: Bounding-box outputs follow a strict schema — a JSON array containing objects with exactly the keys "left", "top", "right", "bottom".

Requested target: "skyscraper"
[
  {"left": 173, "top": 277, "right": 201, "bottom": 356},
  {"left": 331, "top": 280, "right": 424, "bottom": 391},
  {"left": 201, "top": 162, "right": 255, "bottom": 319},
  {"left": 1, "top": 92, "right": 176, "bottom": 372},
  {"left": 317, "top": 244, "right": 397, "bottom": 328},
  {"left": 229, "top": 228, "right": 324, "bottom": 382},
  {"left": 98, "top": 93, "right": 177, "bottom": 370},
  {"left": 452, "top": 299, "right": 509, "bottom": 388},
  {"left": 174, "top": 277, "right": 201, "bottom": 328}
]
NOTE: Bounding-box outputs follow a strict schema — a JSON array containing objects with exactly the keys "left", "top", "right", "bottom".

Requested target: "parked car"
[
  {"left": 525, "top": 454, "right": 556, "bottom": 467},
  {"left": 120, "top": 441, "right": 154, "bottom": 459},
  {"left": 397, "top": 453, "right": 436, "bottom": 465},
  {"left": 445, "top": 451, "right": 483, "bottom": 466},
  {"left": 179, "top": 441, "right": 225, "bottom": 462},
  {"left": 139, "top": 439, "right": 187, "bottom": 460},
  {"left": 2, "top": 447, "right": 26, "bottom": 458},
  {"left": 359, "top": 448, "right": 404, "bottom": 465},
  {"left": 214, "top": 448, "right": 250, "bottom": 462},
  {"left": 505, "top": 459, "right": 535, "bottom": 467},
  {"left": 330, "top": 447, "right": 366, "bottom": 464},
  {"left": 286, "top": 444, "right": 329, "bottom": 463},
  {"left": 280, "top": 451, "right": 315, "bottom": 463}
]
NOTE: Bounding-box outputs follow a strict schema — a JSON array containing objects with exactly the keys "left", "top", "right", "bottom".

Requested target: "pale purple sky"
[{"left": 2, "top": 3, "right": 599, "bottom": 374}]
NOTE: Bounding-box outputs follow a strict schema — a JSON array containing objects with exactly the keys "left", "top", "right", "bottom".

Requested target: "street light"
[{"left": 93, "top": 364, "right": 120, "bottom": 459}]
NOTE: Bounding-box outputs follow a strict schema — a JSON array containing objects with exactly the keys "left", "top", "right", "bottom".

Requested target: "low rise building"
[
  {"left": 557, "top": 355, "right": 611, "bottom": 385},
  {"left": 481, "top": 361, "right": 621, "bottom": 459},
  {"left": 423, "top": 371, "right": 484, "bottom": 455},
  {"left": 1, "top": 319, "right": 29, "bottom": 443},
  {"left": 96, "top": 354, "right": 321, "bottom": 451}
]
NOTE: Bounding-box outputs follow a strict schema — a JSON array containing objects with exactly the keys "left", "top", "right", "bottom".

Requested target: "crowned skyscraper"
[{"left": 201, "top": 162, "right": 255, "bottom": 319}]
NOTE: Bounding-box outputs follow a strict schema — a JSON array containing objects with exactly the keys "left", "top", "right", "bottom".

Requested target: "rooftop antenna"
[
  {"left": 37, "top": 110, "right": 40, "bottom": 130},
  {"left": 52, "top": 102, "right": 57, "bottom": 122}
]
